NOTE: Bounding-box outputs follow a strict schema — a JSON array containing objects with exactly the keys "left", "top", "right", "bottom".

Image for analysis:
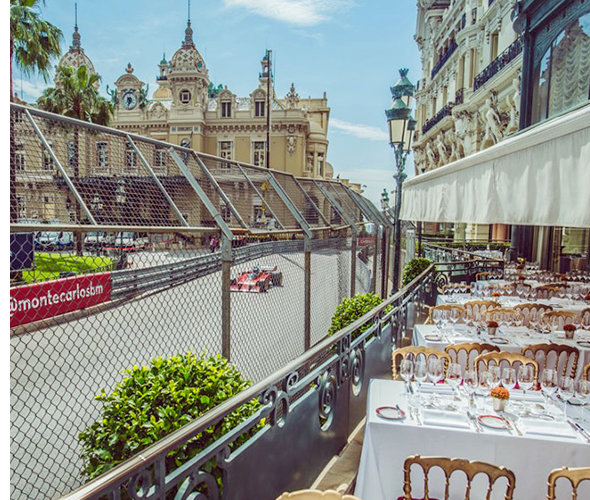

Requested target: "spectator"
[{"left": 209, "top": 235, "right": 217, "bottom": 253}]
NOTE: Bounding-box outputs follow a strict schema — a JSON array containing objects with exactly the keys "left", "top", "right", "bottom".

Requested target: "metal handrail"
[
  {"left": 58, "top": 262, "right": 437, "bottom": 500},
  {"left": 423, "top": 242, "right": 504, "bottom": 264}
]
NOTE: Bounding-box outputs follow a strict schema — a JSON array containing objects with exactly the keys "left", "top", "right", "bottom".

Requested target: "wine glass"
[
  {"left": 414, "top": 360, "right": 427, "bottom": 402},
  {"left": 464, "top": 369, "right": 478, "bottom": 408},
  {"left": 427, "top": 358, "right": 444, "bottom": 402},
  {"left": 541, "top": 368, "right": 558, "bottom": 413},
  {"left": 501, "top": 367, "right": 517, "bottom": 392},
  {"left": 476, "top": 372, "right": 492, "bottom": 411},
  {"left": 557, "top": 376, "right": 575, "bottom": 420},
  {"left": 517, "top": 365, "right": 535, "bottom": 405},
  {"left": 488, "top": 365, "right": 501, "bottom": 389},
  {"left": 446, "top": 363, "right": 462, "bottom": 398},
  {"left": 400, "top": 359, "right": 414, "bottom": 396},
  {"left": 575, "top": 379, "right": 590, "bottom": 408}
]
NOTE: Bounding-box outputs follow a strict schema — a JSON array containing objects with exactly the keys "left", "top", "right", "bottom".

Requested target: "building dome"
[
  {"left": 153, "top": 86, "right": 172, "bottom": 99},
  {"left": 170, "top": 21, "right": 207, "bottom": 75},
  {"left": 308, "top": 120, "right": 327, "bottom": 142},
  {"left": 58, "top": 25, "right": 96, "bottom": 76}
]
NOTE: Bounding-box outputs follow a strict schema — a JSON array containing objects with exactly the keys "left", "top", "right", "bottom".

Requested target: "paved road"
[{"left": 11, "top": 247, "right": 372, "bottom": 500}]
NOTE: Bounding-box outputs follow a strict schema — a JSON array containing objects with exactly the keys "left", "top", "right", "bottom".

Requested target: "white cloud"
[
  {"left": 330, "top": 118, "right": 389, "bottom": 141},
  {"left": 19, "top": 80, "right": 50, "bottom": 101},
  {"left": 222, "top": 0, "right": 352, "bottom": 27}
]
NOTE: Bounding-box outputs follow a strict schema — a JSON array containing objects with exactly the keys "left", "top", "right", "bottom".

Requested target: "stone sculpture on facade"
[
  {"left": 505, "top": 72, "right": 521, "bottom": 134},
  {"left": 425, "top": 140, "right": 438, "bottom": 171},
  {"left": 436, "top": 131, "right": 450, "bottom": 166},
  {"left": 453, "top": 111, "right": 473, "bottom": 158},
  {"left": 481, "top": 92, "right": 505, "bottom": 147},
  {"left": 445, "top": 128, "right": 458, "bottom": 162}
]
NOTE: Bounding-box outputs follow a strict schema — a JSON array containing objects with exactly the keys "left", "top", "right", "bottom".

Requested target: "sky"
[{"left": 15, "top": 0, "right": 421, "bottom": 208}]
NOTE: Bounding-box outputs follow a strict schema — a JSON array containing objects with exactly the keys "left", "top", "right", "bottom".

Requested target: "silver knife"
[
  {"left": 567, "top": 419, "right": 590, "bottom": 442},
  {"left": 504, "top": 416, "right": 523, "bottom": 436},
  {"left": 467, "top": 411, "right": 483, "bottom": 433}
]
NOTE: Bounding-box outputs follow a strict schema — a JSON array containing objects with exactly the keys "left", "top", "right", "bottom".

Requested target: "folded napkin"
[
  {"left": 501, "top": 326, "right": 530, "bottom": 335},
  {"left": 422, "top": 409, "right": 470, "bottom": 429},
  {"left": 419, "top": 384, "right": 454, "bottom": 394},
  {"left": 521, "top": 418, "right": 578, "bottom": 439}
]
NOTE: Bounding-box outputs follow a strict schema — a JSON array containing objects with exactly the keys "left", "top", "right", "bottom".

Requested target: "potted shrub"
[
  {"left": 564, "top": 323, "right": 576, "bottom": 339},
  {"left": 402, "top": 257, "right": 433, "bottom": 287},
  {"left": 78, "top": 352, "right": 262, "bottom": 493},
  {"left": 328, "top": 292, "right": 391, "bottom": 341},
  {"left": 491, "top": 386, "right": 510, "bottom": 412}
]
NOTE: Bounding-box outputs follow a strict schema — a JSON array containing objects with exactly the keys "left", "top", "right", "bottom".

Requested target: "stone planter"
[{"left": 493, "top": 397, "right": 508, "bottom": 412}]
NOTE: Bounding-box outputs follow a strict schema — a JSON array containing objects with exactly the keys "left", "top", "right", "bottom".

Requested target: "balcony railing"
[
  {"left": 431, "top": 39, "right": 458, "bottom": 79},
  {"left": 473, "top": 38, "right": 522, "bottom": 91},
  {"left": 56, "top": 256, "right": 503, "bottom": 500},
  {"left": 422, "top": 103, "right": 452, "bottom": 135}
]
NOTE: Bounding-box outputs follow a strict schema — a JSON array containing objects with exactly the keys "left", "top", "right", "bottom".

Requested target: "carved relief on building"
[
  {"left": 287, "top": 135, "right": 297, "bottom": 155},
  {"left": 479, "top": 90, "right": 508, "bottom": 148},
  {"left": 285, "top": 83, "right": 300, "bottom": 109},
  {"left": 505, "top": 71, "right": 521, "bottom": 134}
]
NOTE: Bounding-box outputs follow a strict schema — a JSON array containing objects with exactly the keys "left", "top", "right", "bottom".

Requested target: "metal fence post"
[
  {"left": 304, "top": 234, "right": 311, "bottom": 351},
  {"left": 381, "top": 226, "right": 388, "bottom": 298},
  {"left": 351, "top": 230, "right": 357, "bottom": 297},
  {"left": 371, "top": 227, "right": 379, "bottom": 294},
  {"left": 221, "top": 233, "right": 232, "bottom": 361}
]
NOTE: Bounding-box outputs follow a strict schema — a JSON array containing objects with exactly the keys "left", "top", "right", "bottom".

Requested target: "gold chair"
[
  {"left": 521, "top": 344, "right": 580, "bottom": 379},
  {"left": 513, "top": 303, "right": 553, "bottom": 326},
  {"left": 547, "top": 466, "right": 590, "bottom": 500},
  {"left": 463, "top": 300, "right": 500, "bottom": 319},
  {"left": 401, "top": 455, "right": 516, "bottom": 500},
  {"left": 541, "top": 310, "right": 580, "bottom": 330},
  {"left": 475, "top": 352, "right": 539, "bottom": 385},
  {"left": 535, "top": 285, "right": 566, "bottom": 299},
  {"left": 426, "top": 305, "right": 465, "bottom": 325},
  {"left": 581, "top": 308, "right": 590, "bottom": 328},
  {"left": 445, "top": 342, "right": 500, "bottom": 372},
  {"left": 475, "top": 271, "right": 495, "bottom": 281},
  {"left": 482, "top": 308, "right": 524, "bottom": 324},
  {"left": 275, "top": 491, "right": 362, "bottom": 500},
  {"left": 583, "top": 363, "right": 590, "bottom": 381},
  {"left": 392, "top": 346, "right": 451, "bottom": 380}
]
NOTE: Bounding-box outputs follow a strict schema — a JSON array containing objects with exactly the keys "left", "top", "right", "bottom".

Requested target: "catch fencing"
[{"left": 9, "top": 103, "right": 391, "bottom": 500}]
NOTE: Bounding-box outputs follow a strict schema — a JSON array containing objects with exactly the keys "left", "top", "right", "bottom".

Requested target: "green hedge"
[
  {"left": 79, "top": 352, "right": 262, "bottom": 489},
  {"left": 21, "top": 253, "right": 113, "bottom": 283},
  {"left": 328, "top": 292, "right": 391, "bottom": 340},
  {"left": 402, "top": 257, "right": 433, "bottom": 286}
]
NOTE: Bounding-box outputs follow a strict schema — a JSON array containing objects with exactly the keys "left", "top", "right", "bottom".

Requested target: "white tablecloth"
[
  {"left": 413, "top": 323, "right": 590, "bottom": 380},
  {"left": 354, "top": 380, "right": 590, "bottom": 500}
]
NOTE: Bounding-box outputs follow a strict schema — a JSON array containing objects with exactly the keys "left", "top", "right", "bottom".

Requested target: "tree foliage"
[
  {"left": 10, "top": 0, "right": 62, "bottom": 98},
  {"left": 37, "top": 65, "right": 114, "bottom": 125}
]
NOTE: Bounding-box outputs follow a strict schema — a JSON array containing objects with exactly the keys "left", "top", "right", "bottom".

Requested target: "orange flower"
[
  {"left": 491, "top": 387, "right": 510, "bottom": 400},
  {"left": 491, "top": 291, "right": 501, "bottom": 297}
]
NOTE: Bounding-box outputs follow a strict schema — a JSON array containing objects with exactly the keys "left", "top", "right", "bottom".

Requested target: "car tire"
[
  {"left": 272, "top": 272, "right": 283, "bottom": 286},
  {"left": 230, "top": 278, "right": 237, "bottom": 286}
]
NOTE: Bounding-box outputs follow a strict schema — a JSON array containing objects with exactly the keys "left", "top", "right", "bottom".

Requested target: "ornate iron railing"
[
  {"left": 473, "top": 38, "right": 522, "bottom": 91},
  {"left": 431, "top": 39, "right": 458, "bottom": 79},
  {"left": 421, "top": 103, "right": 452, "bottom": 135}
]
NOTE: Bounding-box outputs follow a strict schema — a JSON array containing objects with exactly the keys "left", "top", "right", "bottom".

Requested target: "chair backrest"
[
  {"left": 402, "top": 455, "right": 516, "bottom": 500},
  {"left": 482, "top": 308, "right": 524, "bottom": 324},
  {"left": 475, "top": 352, "right": 539, "bottom": 384},
  {"left": 445, "top": 342, "right": 500, "bottom": 372},
  {"left": 513, "top": 303, "right": 553, "bottom": 325},
  {"left": 535, "top": 285, "right": 565, "bottom": 299},
  {"left": 541, "top": 311, "right": 579, "bottom": 329},
  {"left": 475, "top": 271, "right": 494, "bottom": 282},
  {"left": 426, "top": 305, "right": 466, "bottom": 325},
  {"left": 463, "top": 300, "right": 500, "bottom": 319},
  {"left": 276, "top": 491, "right": 362, "bottom": 500},
  {"left": 521, "top": 344, "right": 580, "bottom": 379},
  {"left": 581, "top": 308, "right": 590, "bottom": 327},
  {"left": 584, "top": 363, "right": 590, "bottom": 382},
  {"left": 546, "top": 466, "right": 590, "bottom": 500},
  {"left": 392, "top": 347, "right": 451, "bottom": 379}
]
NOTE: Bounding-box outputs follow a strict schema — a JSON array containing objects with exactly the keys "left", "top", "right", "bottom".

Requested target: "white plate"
[
  {"left": 376, "top": 406, "right": 406, "bottom": 420},
  {"left": 577, "top": 340, "right": 590, "bottom": 348},
  {"left": 424, "top": 334, "right": 442, "bottom": 342},
  {"left": 477, "top": 414, "right": 509, "bottom": 429},
  {"left": 489, "top": 337, "right": 509, "bottom": 345}
]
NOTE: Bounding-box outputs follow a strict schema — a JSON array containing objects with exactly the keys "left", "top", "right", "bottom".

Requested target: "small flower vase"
[
  {"left": 493, "top": 397, "right": 507, "bottom": 412},
  {"left": 488, "top": 327, "right": 497, "bottom": 336},
  {"left": 565, "top": 330, "right": 575, "bottom": 339}
]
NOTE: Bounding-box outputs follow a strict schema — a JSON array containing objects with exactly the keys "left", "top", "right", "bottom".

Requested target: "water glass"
[
  {"left": 501, "top": 367, "right": 517, "bottom": 391},
  {"left": 414, "top": 360, "right": 427, "bottom": 401},
  {"left": 575, "top": 380, "right": 590, "bottom": 407},
  {"left": 400, "top": 359, "right": 414, "bottom": 395},
  {"left": 488, "top": 366, "right": 501, "bottom": 389},
  {"left": 464, "top": 369, "right": 478, "bottom": 408},
  {"left": 541, "top": 368, "right": 558, "bottom": 412},
  {"left": 477, "top": 372, "right": 492, "bottom": 410},
  {"left": 517, "top": 365, "right": 535, "bottom": 401},
  {"left": 427, "top": 358, "right": 444, "bottom": 394},
  {"left": 446, "top": 363, "right": 462, "bottom": 396}
]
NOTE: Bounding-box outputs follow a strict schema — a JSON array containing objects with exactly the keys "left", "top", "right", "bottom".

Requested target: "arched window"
[{"left": 531, "top": 12, "right": 590, "bottom": 124}]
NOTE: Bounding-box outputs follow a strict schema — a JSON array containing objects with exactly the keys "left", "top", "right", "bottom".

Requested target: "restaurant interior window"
[
  {"left": 154, "top": 148, "right": 166, "bottom": 168},
  {"left": 42, "top": 142, "right": 54, "bottom": 170},
  {"left": 221, "top": 101, "right": 231, "bottom": 118},
  {"left": 317, "top": 153, "right": 325, "bottom": 177},
  {"left": 15, "top": 142, "right": 25, "bottom": 171},
  {"left": 96, "top": 141, "right": 109, "bottom": 168},
  {"left": 125, "top": 141, "right": 137, "bottom": 168},
  {"left": 67, "top": 140, "right": 76, "bottom": 168},
  {"left": 255, "top": 100, "right": 265, "bottom": 117},
  {"left": 531, "top": 12, "right": 590, "bottom": 124},
  {"left": 219, "top": 141, "right": 232, "bottom": 168}
]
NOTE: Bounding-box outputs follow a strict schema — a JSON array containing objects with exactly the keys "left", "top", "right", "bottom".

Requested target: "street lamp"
[
  {"left": 385, "top": 68, "right": 416, "bottom": 293},
  {"left": 380, "top": 188, "right": 390, "bottom": 212}
]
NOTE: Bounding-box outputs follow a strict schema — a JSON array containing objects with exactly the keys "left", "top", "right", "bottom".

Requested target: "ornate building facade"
[
  {"left": 110, "top": 18, "right": 339, "bottom": 182},
  {"left": 413, "top": 0, "right": 522, "bottom": 241}
]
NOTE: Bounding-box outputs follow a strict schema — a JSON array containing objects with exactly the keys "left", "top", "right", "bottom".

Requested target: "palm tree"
[
  {"left": 37, "top": 65, "right": 114, "bottom": 253},
  {"left": 10, "top": 0, "right": 62, "bottom": 100}
]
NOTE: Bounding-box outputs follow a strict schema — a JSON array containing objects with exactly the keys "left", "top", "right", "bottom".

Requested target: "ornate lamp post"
[{"left": 385, "top": 68, "right": 416, "bottom": 292}]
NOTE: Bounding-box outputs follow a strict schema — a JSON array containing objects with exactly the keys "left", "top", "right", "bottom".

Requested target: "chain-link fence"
[{"left": 10, "top": 103, "right": 392, "bottom": 500}]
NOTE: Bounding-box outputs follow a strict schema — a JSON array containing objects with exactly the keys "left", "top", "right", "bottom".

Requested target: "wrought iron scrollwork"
[
  {"left": 435, "top": 271, "right": 449, "bottom": 294},
  {"left": 261, "top": 385, "right": 289, "bottom": 427},
  {"left": 318, "top": 371, "right": 337, "bottom": 431},
  {"left": 174, "top": 471, "right": 219, "bottom": 500},
  {"left": 350, "top": 347, "right": 365, "bottom": 397},
  {"left": 127, "top": 469, "right": 153, "bottom": 499},
  {"left": 338, "top": 334, "right": 352, "bottom": 384}
]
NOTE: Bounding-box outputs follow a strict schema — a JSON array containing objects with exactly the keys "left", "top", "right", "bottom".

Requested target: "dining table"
[
  {"left": 412, "top": 323, "right": 590, "bottom": 380},
  {"left": 354, "top": 380, "right": 590, "bottom": 500}
]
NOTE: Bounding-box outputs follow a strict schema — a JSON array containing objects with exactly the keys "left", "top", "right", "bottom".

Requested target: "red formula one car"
[{"left": 230, "top": 265, "right": 283, "bottom": 293}]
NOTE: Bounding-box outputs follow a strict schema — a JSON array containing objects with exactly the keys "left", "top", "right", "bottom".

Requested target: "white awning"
[{"left": 400, "top": 104, "right": 590, "bottom": 228}]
